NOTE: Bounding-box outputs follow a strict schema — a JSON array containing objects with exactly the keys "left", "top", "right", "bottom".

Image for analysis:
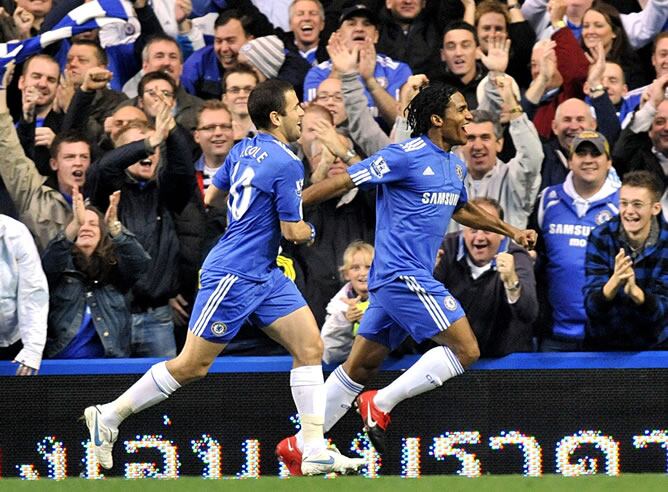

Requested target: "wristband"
[
  {"left": 342, "top": 148, "right": 356, "bottom": 163},
  {"left": 307, "top": 222, "right": 316, "bottom": 243}
]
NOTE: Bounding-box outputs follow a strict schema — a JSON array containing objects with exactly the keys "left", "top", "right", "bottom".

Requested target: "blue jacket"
[
  {"left": 537, "top": 175, "right": 620, "bottom": 340},
  {"left": 181, "top": 45, "right": 224, "bottom": 100},
  {"left": 303, "top": 54, "right": 411, "bottom": 120},
  {"left": 42, "top": 230, "right": 150, "bottom": 358},
  {"left": 584, "top": 215, "right": 668, "bottom": 350}
]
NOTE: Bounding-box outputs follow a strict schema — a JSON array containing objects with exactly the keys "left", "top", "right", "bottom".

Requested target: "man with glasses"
[
  {"left": 193, "top": 101, "right": 235, "bottom": 194},
  {"left": 584, "top": 170, "right": 668, "bottom": 350},
  {"left": 137, "top": 72, "right": 178, "bottom": 119},
  {"left": 314, "top": 78, "right": 347, "bottom": 127},
  {"left": 222, "top": 64, "right": 258, "bottom": 141},
  {"left": 534, "top": 131, "right": 620, "bottom": 351}
]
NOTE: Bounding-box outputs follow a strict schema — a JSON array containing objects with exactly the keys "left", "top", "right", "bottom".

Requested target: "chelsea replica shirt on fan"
[
  {"left": 204, "top": 133, "right": 304, "bottom": 282},
  {"left": 346, "top": 136, "right": 468, "bottom": 289},
  {"left": 537, "top": 176, "right": 620, "bottom": 340}
]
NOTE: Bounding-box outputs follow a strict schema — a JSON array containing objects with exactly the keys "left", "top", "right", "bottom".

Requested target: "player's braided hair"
[{"left": 406, "top": 83, "right": 458, "bottom": 138}]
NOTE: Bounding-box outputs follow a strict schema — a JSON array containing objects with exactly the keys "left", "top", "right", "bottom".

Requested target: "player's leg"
[
  {"left": 258, "top": 272, "right": 365, "bottom": 475},
  {"left": 84, "top": 332, "right": 226, "bottom": 469},
  {"left": 372, "top": 316, "right": 479, "bottom": 416},
  {"left": 85, "top": 272, "right": 240, "bottom": 469},
  {"left": 356, "top": 276, "right": 475, "bottom": 453},
  {"left": 285, "top": 302, "right": 397, "bottom": 463}
]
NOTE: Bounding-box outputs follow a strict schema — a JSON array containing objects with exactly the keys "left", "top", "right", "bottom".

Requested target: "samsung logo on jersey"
[
  {"left": 422, "top": 192, "right": 459, "bottom": 205},
  {"left": 548, "top": 223, "right": 593, "bottom": 237}
]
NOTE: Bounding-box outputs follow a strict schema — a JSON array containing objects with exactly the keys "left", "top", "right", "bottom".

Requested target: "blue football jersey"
[
  {"left": 202, "top": 133, "right": 304, "bottom": 281},
  {"left": 347, "top": 136, "right": 468, "bottom": 289}
]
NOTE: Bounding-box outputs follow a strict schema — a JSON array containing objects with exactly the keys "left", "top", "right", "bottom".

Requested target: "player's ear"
[
  {"left": 430, "top": 114, "right": 443, "bottom": 127},
  {"left": 269, "top": 110, "right": 281, "bottom": 128}
]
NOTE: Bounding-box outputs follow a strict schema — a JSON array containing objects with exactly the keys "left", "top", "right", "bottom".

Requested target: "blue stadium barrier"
[{"left": 1, "top": 352, "right": 667, "bottom": 375}]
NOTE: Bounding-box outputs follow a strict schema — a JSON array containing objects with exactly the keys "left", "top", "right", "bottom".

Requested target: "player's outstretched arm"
[
  {"left": 302, "top": 173, "right": 355, "bottom": 206},
  {"left": 454, "top": 201, "right": 538, "bottom": 250},
  {"left": 204, "top": 183, "right": 228, "bottom": 209}
]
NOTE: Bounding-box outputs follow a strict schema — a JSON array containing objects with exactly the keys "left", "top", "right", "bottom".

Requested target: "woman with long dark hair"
[
  {"left": 42, "top": 188, "right": 150, "bottom": 358},
  {"left": 580, "top": 2, "right": 646, "bottom": 89}
]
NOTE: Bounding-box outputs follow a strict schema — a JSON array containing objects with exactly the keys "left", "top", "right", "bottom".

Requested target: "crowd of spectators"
[{"left": 0, "top": 0, "right": 667, "bottom": 374}]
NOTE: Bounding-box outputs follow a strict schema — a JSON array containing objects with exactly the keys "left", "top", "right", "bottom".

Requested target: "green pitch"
[{"left": 0, "top": 475, "right": 665, "bottom": 492}]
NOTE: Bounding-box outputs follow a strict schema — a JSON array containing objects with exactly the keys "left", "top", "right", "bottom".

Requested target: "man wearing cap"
[
  {"left": 534, "top": 130, "right": 620, "bottom": 351},
  {"left": 303, "top": 3, "right": 412, "bottom": 127}
]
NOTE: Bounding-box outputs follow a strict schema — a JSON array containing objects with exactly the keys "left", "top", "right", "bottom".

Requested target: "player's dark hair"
[
  {"left": 248, "top": 79, "right": 294, "bottom": 130},
  {"left": 406, "top": 83, "right": 458, "bottom": 138},
  {"left": 622, "top": 170, "right": 664, "bottom": 202}
]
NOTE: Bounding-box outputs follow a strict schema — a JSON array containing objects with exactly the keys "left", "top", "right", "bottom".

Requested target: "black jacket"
[
  {"left": 376, "top": 8, "right": 442, "bottom": 75},
  {"left": 612, "top": 126, "right": 668, "bottom": 192},
  {"left": 435, "top": 233, "right": 538, "bottom": 356},
  {"left": 294, "top": 187, "right": 376, "bottom": 326},
  {"left": 86, "top": 125, "right": 195, "bottom": 307}
]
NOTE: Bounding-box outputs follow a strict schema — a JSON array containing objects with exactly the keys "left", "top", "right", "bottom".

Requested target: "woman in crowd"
[
  {"left": 42, "top": 188, "right": 150, "bottom": 358},
  {"left": 580, "top": 2, "right": 645, "bottom": 89}
]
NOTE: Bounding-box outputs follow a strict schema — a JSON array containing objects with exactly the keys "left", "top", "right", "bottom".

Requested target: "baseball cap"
[
  {"left": 339, "top": 3, "right": 379, "bottom": 26},
  {"left": 570, "top": 130, "right": 610, "bottom": 157}
]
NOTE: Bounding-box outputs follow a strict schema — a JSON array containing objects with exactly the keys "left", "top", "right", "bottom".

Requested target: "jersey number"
[{"left": 229, "top": 163, "right": 255, "bottom": 220}]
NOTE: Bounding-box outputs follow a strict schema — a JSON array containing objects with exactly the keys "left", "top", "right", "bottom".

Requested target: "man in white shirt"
[{"left": 0, "top": 215, "right": 48, "bottom": 375}]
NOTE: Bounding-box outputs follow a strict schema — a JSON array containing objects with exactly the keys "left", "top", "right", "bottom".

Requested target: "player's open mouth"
[
  {"left": 139, "top": 159, "right": 152, "bottom": 167},
  {"left": 72, "top": 170, "right": 84, "bottom": 178}
]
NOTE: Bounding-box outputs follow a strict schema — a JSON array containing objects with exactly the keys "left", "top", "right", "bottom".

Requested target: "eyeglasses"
[
  {"left": 146, "top": 89, "right": 175, "bottom": 99},
  {"left": 197, "top": 123, "right": 233, "bottom": 132},
  {"left": 226, "top": 86, "right": 254, "bottom": 95},
  {"left": 315, "top": 92, "right": 343, "bottom": 103},
  {"left": 619, "top": 200, "right": 652, "bottom": 210}
]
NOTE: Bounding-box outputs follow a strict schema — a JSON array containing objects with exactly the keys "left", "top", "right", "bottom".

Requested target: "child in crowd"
[{"left": 321, "top": 241, "right": 373, "bottom": 364}]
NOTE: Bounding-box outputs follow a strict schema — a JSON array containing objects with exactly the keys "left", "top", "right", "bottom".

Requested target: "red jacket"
[{"left": 532, "top": 28, "right": 589, "bottom": 139}]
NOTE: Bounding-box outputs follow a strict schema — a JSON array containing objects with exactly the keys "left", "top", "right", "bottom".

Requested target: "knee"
[
  {"left": 169, "top": 358, "right": 211, "bottom": 384},
  {"left": 292, "top": 336, "right": 324, "bottom": 366},
  {"left": 343, "top": 359, "right": 378, "bottom": 386},
  {"left": 457, "top": 342, "right": 480, "bottom": 369}
]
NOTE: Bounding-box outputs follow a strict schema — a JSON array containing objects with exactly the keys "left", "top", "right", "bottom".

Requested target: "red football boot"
[
  {"left": 355, "top": 390, "right": 391, "bottom": 454},
  {"left": 275, "top": 435, "right": 303, "bottom": 476}
]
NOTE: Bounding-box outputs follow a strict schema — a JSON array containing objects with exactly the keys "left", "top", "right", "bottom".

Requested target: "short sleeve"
[
  {"left": 455, "top": 182, "right": 468, "bottom": 212},
  {"left": 212, "top": 153, "right": 233, "bottom": 190},
  {"left": 347, "top": 144, "right": 412, "bottom": 190},
  {"left": 274, "top": 159, "right": 304, "bottom": 222}
]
